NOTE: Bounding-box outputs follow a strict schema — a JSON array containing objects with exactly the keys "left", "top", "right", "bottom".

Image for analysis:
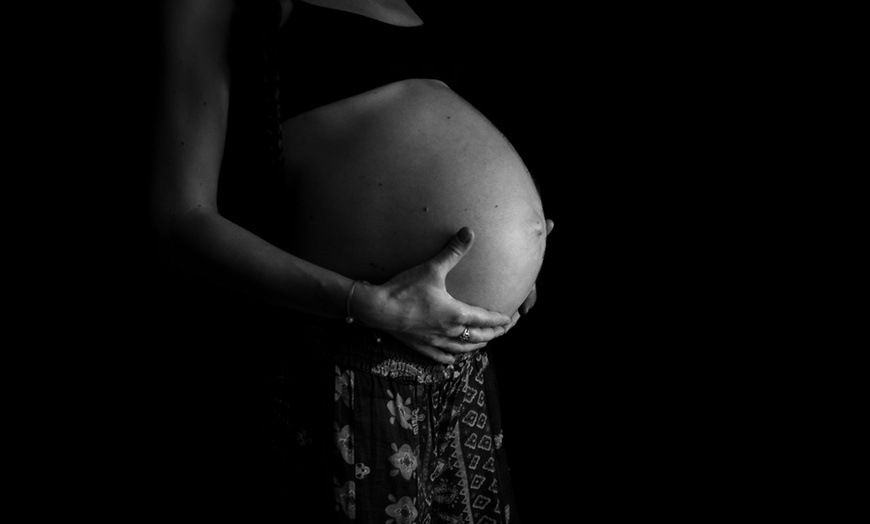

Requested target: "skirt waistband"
[{"left": 297, "top": 316, "right": 476, "bottom": 385}]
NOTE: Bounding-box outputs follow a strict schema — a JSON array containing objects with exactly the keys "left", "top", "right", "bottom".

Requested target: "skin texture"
[
  {"left": 281, "top": 79, "right": 548, "bottom": 316},
  {"left": 150, "top": 0, "right": 553, "bottom": 364}
]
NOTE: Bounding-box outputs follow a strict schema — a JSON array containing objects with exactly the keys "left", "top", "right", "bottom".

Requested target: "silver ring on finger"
[{"left": 458, "top": 326, "right": 471, "bottom": 342}]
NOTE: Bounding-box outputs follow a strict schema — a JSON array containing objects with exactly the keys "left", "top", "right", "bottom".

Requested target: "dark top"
[
  {"left": 219, "top": 1, "right": 461, "bottom": 245},
  {"left": 278, "top": 0, "right": 457, "bottom": 119}
]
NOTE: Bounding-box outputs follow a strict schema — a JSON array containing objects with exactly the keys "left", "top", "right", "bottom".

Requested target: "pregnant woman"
[{"left": 150, "top": 1, "right": 552, "bottom": 522}]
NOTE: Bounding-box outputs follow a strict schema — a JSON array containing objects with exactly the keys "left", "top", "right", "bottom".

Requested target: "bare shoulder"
[{"left": 297, "top": 0, "right": 423, "bottom": 26}]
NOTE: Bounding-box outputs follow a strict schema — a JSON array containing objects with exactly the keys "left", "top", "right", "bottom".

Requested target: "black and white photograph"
[{"left": 26, "top": 0, "right": 831, "bottom": 521}]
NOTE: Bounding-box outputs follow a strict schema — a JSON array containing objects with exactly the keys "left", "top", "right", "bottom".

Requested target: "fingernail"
[{"left": 458, "top": 227, "right": 472, "bottom": 243}]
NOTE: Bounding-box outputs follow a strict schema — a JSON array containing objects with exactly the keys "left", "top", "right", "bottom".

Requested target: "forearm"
[
  {"left": 150, "top": 0, "right": 355, "bottom": 323},
  {"left": 157, "top": 208, "right": 351, "bottom": 319}
]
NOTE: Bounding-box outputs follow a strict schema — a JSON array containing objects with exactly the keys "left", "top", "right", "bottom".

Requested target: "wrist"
[
  {"left": 345, "top": 280, "right": 381, "bottom": 326},
  {"left": 344, "top": 280, "right": 366, "bottom": 324}
]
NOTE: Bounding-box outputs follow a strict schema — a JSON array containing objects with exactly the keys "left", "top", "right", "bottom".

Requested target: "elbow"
[{"left": 147, "top": 194, "right": 215, "bottom": 260}]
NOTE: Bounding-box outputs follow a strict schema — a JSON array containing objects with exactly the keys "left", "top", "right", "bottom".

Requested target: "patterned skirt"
[{"left": 261, "top": 318, "right": 520, "bottom": 523}]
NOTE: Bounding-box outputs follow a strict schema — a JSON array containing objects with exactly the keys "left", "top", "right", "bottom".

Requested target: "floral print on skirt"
[{"left": 264, "top": 321, "right": 519, "bottom": 523}]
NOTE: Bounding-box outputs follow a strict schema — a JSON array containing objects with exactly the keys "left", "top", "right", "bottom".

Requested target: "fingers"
[
  {"left": 519, "top": 284, "right": 538, "bottom": 315},
  {"left": 429, "top": 227, "right": 474, "bottom": 280},
  {"left": 455, "top": 301, "right": 513, "bottom": 328},
  {"left": 415, "top": 344, "right": 460, "bottom": 365},
  {"left": 441, "top": 339, "right": 489, "bottom": 354},
  {"left": 509, "top": 311, "right": 521, "bottom": 329},
  {"left": 443, "top": 298, "right": 514, "bottom": 348},
  {"left": 391, "top": 333, "right": 484, "bottom": 365},
  {"left": 516, "top": 218, "right": 551, "bottom": 316},
  {"left": 455, "top": 321, "right": 517, "bottom": 343},
  {"left": 391, "top": 333, "right": 454, "bottom": 364},
  {"left": 391, "top": 312, "right": 517, "bottom": 366}
]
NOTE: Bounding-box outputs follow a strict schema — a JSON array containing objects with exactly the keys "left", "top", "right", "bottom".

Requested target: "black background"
[{"left": 27, "top": 0, "right": 816, "bottom": 520}]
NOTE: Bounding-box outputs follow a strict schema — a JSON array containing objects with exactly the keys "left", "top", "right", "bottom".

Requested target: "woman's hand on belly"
[{"left": 351, "top": 227, "right": 517, "bottom": 364}]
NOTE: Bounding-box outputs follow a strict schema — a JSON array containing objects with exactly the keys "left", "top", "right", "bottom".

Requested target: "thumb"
[{"left": 430, "top": 227, "right": 474, "bottom": 278}]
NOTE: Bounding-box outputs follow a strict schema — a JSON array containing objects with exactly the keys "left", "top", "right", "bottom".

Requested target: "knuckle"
[
  {"left": 452, "top": 310, "right": 470, "bottom": 326},
  {"left": 447, "top": 243, "right": 464, "bottom": 257}
]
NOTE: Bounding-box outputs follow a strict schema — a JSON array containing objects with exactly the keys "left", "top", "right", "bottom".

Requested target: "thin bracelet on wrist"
[{"left": 345, "top": 280, "right": 368, "bottom": 324}]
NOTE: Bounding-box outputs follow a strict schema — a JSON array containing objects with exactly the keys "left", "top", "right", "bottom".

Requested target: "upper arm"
[{"left": 150, "top": 0, "right": 236, "bottom": 229}]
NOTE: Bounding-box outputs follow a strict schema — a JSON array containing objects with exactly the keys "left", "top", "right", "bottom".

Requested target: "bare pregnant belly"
[{"left": 281, "top": 79, "right": 547, "bottom": 315}]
